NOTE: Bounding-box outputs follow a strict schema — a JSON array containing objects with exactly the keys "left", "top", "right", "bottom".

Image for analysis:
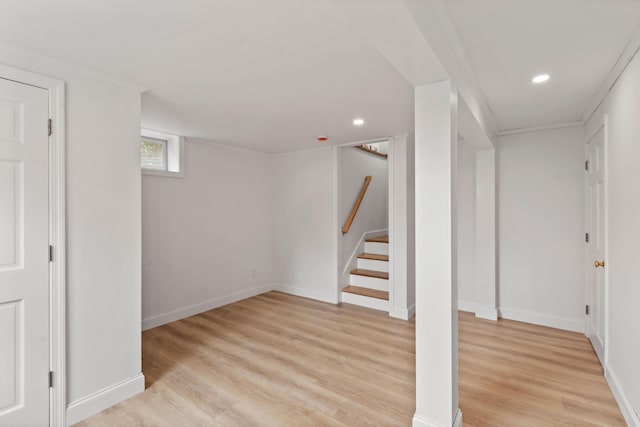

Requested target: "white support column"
[
  {"left": 474, "top": 149, "right": 498, "bottom": 321},
  {"left": 413, "top": 81, "right": 462, "bottom": 427}
]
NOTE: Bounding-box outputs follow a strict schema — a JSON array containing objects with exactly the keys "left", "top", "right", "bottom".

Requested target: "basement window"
[{"left": 140, "top": 129, "right": 184, "bottom": 177}]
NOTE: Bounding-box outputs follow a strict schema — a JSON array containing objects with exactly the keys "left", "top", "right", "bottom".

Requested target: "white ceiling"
[
  {"left": 3, "top": 1, "right": 640, "bottom": 148},
  {"left": 0, "top": 0, "right": 432, "bottom": 153},
  {"left": 444, "top": 0, "right": 640, "bottom": 133}
]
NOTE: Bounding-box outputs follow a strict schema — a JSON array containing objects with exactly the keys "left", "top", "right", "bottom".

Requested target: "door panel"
[
  {"left": 0, "top": 78, "right": 49, "bottom": 426},
  {"left": 0, "top": 300, "right": 23, "bottom": 412},
  {"left": 0, "top": 99, "right": 23, "bottom": 142},
  {"left": 587, "top": 126, "right": 605, "bottom": 365},
  {"left": 0, "top": 161, "right": 22, "bottom": 268}
]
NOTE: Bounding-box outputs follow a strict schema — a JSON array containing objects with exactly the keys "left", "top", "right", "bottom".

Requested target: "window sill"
[{"left": 141, "top": 168, "right": 185, "bottom": 178}]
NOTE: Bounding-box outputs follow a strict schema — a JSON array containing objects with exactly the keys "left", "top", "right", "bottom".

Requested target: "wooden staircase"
[{"left": 341, "top": 235, "right": 389, "bottom": 311}]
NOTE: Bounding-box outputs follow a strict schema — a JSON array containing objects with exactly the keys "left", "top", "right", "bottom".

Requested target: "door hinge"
[
  {"left": 585, "top": 305, "right": 590, "bottom": 315},
  {"left": 585, "top": 233, "right": 590, "bottom": 243},
  {"left": 49, "top": 245, "right": 53, "bottom": 262},
  {"left": 48, "top": 119, "right": 52, "bottom": 136},
  {"left": 585, "top": 160, "right": 589, "bottom": 171},
  {"left": 49, "top": 371, "right": 53, "bottom": 388}
]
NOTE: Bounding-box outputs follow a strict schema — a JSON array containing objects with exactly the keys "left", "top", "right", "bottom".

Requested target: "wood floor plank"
[{"left": 75, "top": 292, "right": 624, "bottom": 427}]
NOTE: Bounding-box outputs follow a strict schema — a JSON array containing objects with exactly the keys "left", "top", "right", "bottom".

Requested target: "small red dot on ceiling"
[{"left": 317, "top": 136, "right": 328, "bottom": 142}]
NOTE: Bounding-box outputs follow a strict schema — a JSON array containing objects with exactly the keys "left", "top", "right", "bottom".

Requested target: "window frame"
[
  {"left": 140, "top": 128, "right": 185, "bottom": 178},
  {"left": 140, "top": 135, "right": 168, "bottom": 171}
]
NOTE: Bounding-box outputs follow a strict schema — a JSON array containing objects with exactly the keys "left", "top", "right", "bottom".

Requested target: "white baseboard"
[
  {"left": 273, "top": 283, "right": 339, "bottom": 304},
  {"left": 498, "top": 306, "right": 584, "bottom": 333},
  {"left": 457, "top": 300, "right": 477, "bottom": 313},
  {"left": 142, "top": 283, "right": 340, "bottom": 331},
  {"left": 606, "top": 365, "right": 640, "bottom": 427},
  {"left": 412, "top": 414, "right": 438, "bottom": 427},
  {"left": 453, "top": 409, "right": 463, "bottom": 427},
  {"left": 458, "top": 301, "right": 497, "bottom": 321},
  {"left": 142, "top": 283, "right": 274, "bottom": 330},
  {"left": 389, "top": 308, "right": 407, "bottom": 320},
  {"left": 412, "top": 409, "right": 462, "bottom": 427},
  {"left": 389, "top": 304, "right": 415, "bottom": 320},
  {"left": 475, "top": 305, "right": 498, "bottom": 321},
  {"left": 67, "top": 373, "right": 145, "bottom": 425}
]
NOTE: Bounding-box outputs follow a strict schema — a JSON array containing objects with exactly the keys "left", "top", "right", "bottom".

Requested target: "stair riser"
[
  {"left": 349, "top": 274, "right": 389, "bottom": 291},
  {"left": 357, "top": 258, "right": 389, "bottom": 272},
  {"left": 364, "top": 242, "right": 389, "bottom": 255},
  {"left": 342, "top": 292, "right": 389, "bottom": 312}
]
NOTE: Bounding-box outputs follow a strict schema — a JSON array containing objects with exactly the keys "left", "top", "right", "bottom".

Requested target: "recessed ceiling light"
[
  {"left": 353, "top": 118, "right": 365, "bottom": 126},
  {"left": 532, "top": 74, "right": 550, "bottom": 84}
]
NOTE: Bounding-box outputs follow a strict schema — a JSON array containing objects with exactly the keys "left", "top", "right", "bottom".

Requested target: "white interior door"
[
  {"left": 0, "top": 78, "right": 50, "bottom": 426},
  {"left": 586, "top": 126, "right": 605, "bottom": 365}
]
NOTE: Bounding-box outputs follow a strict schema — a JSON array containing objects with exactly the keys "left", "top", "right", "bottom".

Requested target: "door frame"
[
  {"left": 0, "top": 64, "right": 66, "bottom": 427},
  {"left": 331, "top": 136, "right": 399, "bottom": 313},
  {"left": 584, "top": 115, "right": 609, "bottom": 367},
  {"left": 332, "top": 136, "right": 392, "bottom": 303}
]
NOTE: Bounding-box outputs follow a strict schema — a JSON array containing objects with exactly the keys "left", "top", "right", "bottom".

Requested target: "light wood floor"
[{"left": 76, "top": 292, "right": 624, "bottom": 426}]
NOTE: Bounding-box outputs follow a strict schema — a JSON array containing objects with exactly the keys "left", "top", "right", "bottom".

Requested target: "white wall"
[
  {"left": 339, "top": 145, "right": 388, "bottom": 283},
  {"left": 474, "top": 149, "right": 498, "bottom": 321},
  {"left": 65, "top": 73, "right": 142, "bottom": 413},
  {"left": 0, "top": 45, "right": 144, "bottom": 421},
  {"left": 389, "top": 136, "right": 415, "bottom": 319},
  {"left": 457, "top": 141, "right": 476, "bottom": 308},
  {"left": 586, "top": 50, "right": 640, "bottom": 425},
  {"left": 141, "top": 140, "right": 275, "bottom": 329},
  {"left": 273, "top": 148, "right": 337, "bottom": 303},
  {"left": 496, "top": 126, "right": 585, "bottom": 332},
  {"left": 406, "top": 139, "right": 416, "bottom": 316}
]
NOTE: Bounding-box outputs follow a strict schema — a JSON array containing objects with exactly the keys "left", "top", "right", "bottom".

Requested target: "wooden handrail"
[
  {"left": 342, "top": 176, "right": 372, "bottom": 234},
  {"left": 356, "top": 145, "right": 388, "bottom": 159}
]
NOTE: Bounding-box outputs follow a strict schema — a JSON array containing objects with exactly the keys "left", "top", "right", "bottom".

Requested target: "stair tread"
[
  {"left": 358, "top": 253, "right": 389, "bottom": 261},
  {"left": 342, "top": 286, "right": 389, "bottom": 300},
  {"left": 350, "top": 268, "right": 389, "bottom": 279},
  {"left": 365, "top": 235, "right": 389, "bottom": 243}
]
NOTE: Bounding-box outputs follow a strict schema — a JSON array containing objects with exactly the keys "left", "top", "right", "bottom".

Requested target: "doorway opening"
[{"left": 336, "top": 139, "right": 390, "bottom": 313}]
